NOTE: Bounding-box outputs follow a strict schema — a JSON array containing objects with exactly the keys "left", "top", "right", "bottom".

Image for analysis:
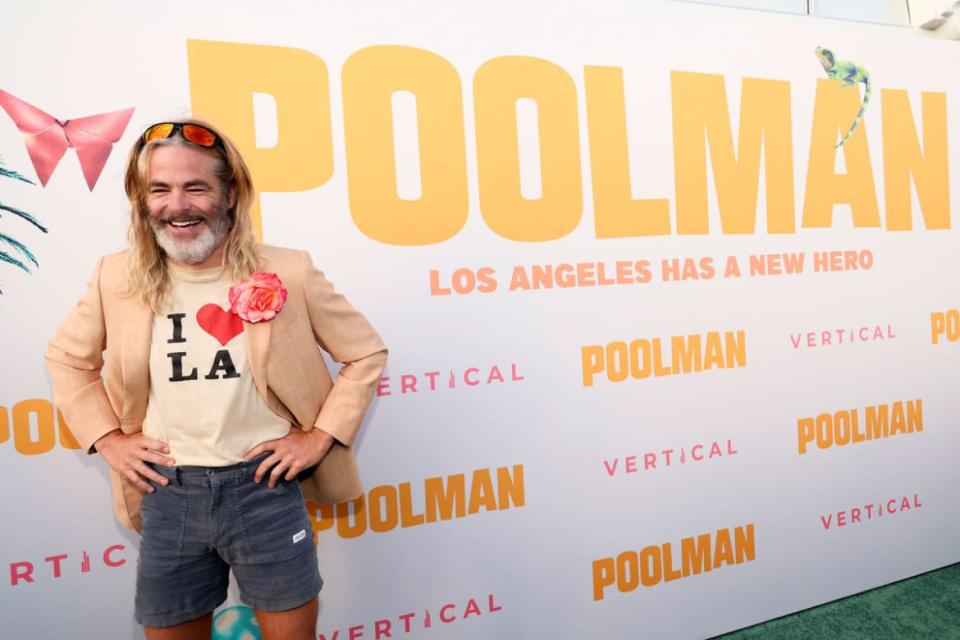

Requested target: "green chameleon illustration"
[{"left": 815, "top": 46, "right": 871, "bottom": 148}]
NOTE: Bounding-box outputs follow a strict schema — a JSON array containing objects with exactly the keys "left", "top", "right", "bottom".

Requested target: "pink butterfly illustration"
[{"left": 0, "top": 90, "right": 134, "bottom": 190}]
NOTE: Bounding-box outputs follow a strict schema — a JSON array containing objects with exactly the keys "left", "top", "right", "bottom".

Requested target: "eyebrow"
[{"left": 147, "top": 179, "right": 216, "bottom": 189}]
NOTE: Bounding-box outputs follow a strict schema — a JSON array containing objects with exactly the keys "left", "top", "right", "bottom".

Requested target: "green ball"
[{"left": 212, "top": 605, "right": 262, "bottom": 640}]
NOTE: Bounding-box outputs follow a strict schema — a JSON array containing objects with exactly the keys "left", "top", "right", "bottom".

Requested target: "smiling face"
[{"left": 145, "top": 144, "right": 236, "bottom": 269}]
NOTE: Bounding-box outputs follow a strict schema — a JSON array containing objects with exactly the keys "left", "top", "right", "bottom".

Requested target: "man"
[{"left": 45, "top": 120, "right": 387, "bottom": 640}]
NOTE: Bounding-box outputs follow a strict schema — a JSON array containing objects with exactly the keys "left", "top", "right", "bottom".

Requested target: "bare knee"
[{"left": 256, "top": 596, "right": 318, "bottom": 640}]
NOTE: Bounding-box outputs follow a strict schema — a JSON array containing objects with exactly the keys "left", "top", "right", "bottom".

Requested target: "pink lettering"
[
  {"left": 851, "top": 508, "right": 861, "bottom": 523},
  {"left": 643, "top": 452, "right": 656, "bottom": 470},
  {"left": 440, "top": 604, "right": 456, "bottom": 623},
  {"left": 463, "top": 598, "right": 481, "bottom": 618},
  {"left": 374, "top": 619, "right": 392, "bottom": 639},
  {"left": 789, "top": 334, "right": 802, "bottom": 348},
  {"left": 377, "top": 377, "right": 392, "bottom": 397},
  {"left": 625, "top": 456, "right": 637, "bottom": 473},
  {"left": 691, "top": 445, "right": 704, "bottom": 461},
  {"left": 464, "top": 368, "right": 480, "bottom": 386},
  {"left": 400, "top": 374, "right": 417, "bottom": 394},
  {"left": 319, "top": 632, "right": 340, "bottom": 640},
  {"left": 709, "top": 442, "right": 722, "bottom": 458},
  {"left": 424, "top": 371, "right": 440, "bottom": 391},
  {"left": 511, "top": 364, "right": 524, "bottom": 381},
  {"left": 103, "top": 545, "right": 126, "bottom": 567},
  {"left": 806, "top": 332, "right": 816, "bottom": 347},
  {"left": 821, "top": 330, "right": 831, "bottom": 345},
  {"left": 887, "top": 499, "right": 897, "bottom": 514},
  {"left": 859, "top": 327, "right": 870, "bottom": 340},
  {"left": 488, "top": 593, "right": 502, "bottom": 612},
  {"left": 349, "top": 624, "right": 365, "bottom": 640},
  {"left": 820, "top": 515, "right": 832, "bottom": 530},
  {"left": 603, "top": 459, "right": 619, "bottom": 476},
  {"left": 44, "top": 554, "right": 68, "bottom": 578},
  {"left": 9, "top": 561, "right": 33, "bottom": 586},
  {"left": 398, "top": 613, "right": 416, "bottom": 633},
  {"left": 661, "top": 449, "right": 673, "bottom": 465},
  {"left": 837, "top": 512, "right": 846, "bottom": 527},
  {"left": 487, "top": 366, "right": 504, "bottom": 383},
  {"left": 726, "top": 440, "right": 738, "bottom": 455},
  {"left": 914, "top": 494, "right": 922, "bottom": 508}
]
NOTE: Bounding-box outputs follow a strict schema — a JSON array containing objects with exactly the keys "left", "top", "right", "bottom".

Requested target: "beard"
[{"left": 149, "top": 199, "right": 231, "bottom": 266}]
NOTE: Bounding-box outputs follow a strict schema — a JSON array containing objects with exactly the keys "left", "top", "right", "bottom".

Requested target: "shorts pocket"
[
  {"left": 138, "top": 485, "right": 189, "bottom": 575},
  {"left": 233, "top": 479, "right": 313, "bottom": 564}
]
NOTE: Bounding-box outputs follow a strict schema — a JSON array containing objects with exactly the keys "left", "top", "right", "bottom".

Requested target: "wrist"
[
  {"left": 93, "top": 429, "right": 121, "bottom": 453},
  {"left": 310, "top": 427, "right": 334, "bottom": 447}
]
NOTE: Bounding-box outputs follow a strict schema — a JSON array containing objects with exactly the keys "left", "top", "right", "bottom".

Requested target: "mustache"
[{"left": 154, "top": 211, "right": 209, "bottom": 224}]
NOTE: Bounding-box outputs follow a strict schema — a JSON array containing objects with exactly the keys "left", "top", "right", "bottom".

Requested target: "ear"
[{"left": 227, "top": 183, "right": 237, "bottom": 210}]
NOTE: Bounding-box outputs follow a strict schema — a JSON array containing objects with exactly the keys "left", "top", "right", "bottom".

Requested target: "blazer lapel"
[
  {"left": 245, "top": 317, "right": 271, "bottom": 401},
  {"left": 120, "top": 300, "right": 153, "bottom": 428}
]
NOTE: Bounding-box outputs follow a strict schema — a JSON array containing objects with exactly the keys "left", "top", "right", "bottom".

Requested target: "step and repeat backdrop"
[{"left": 1, "top": 1, "right": 957, "bottom": 638}]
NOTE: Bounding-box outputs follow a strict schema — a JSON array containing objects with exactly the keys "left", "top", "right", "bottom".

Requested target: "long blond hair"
[{"left": 123, "top": 119, "right": 260, "bottom": 313}]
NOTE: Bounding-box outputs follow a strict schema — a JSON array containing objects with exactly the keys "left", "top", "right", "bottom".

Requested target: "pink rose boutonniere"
[{"left": 228, "top": 272, "right": 288, "bottom": 323}]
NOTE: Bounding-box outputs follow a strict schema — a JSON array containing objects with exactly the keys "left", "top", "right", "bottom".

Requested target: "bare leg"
[
  {"left": 144, "top": 612, "right": 213, "bottom": 640},
  {"left": 255, "top": 596, "right": 318, "bottom": 640}
]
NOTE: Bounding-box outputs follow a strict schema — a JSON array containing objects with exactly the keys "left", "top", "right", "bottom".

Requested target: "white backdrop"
[{"left": 1, "top": 1, "right": 958, "bottom": 638}]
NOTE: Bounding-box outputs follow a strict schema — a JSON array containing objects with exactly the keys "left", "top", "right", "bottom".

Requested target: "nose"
[{"left": 168, "top": 188, "right": 189, "bottom": 211}]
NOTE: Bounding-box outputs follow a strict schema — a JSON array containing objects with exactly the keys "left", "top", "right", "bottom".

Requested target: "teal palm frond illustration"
[{"left": 0, "top": 154, "right": 46, "bottom": 293}]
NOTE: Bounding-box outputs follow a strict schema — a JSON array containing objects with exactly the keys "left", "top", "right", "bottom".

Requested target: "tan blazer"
[{"left": 45, "top": 244, "right": 387, "bottom": 532}]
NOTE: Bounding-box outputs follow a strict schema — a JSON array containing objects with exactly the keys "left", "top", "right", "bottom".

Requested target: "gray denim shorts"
[{"left": 134, "top": 455, "right": 322, "bottom": 628}]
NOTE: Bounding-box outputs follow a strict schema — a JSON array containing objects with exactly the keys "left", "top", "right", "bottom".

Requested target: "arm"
[
  {"left": 247, "top": 250, "right": 387, "bottom": 485},
  {"left": 300, "top": 250, "right": 388, "bottom": 446},
  {"left": 43, "top": 256, "right": 121, "bottom": 453},
  {"left": 44, "top": 256, "right": 175, "bottom": 491}
]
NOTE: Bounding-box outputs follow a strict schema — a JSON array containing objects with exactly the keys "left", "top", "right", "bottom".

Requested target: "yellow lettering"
[
  {"left": 12, "top": 399, "right": 56, "bottom": 456},
  {"left": 424, "top": 473, "right": 466, "bottom": 521},
  {"left": 734, "top": 524, "right": 756, "bottom": 564},
  {"left": 497, "top": 464, "right": 525, "bottom": 509},
  {"left": 907, "top": 399, "right": 923, "bottom": 432},
  {"left": 187, "top": 39, "right": 334, "bottom": 239},
  {"left": 368, "top": 485, "right": 399, "bottom": 533},
  {"left": 474, "top": 56, "right": 582, "bottom": 241},
  {"left": 881, "top": 90, "right": 949, "bottom": 231},
  {"left": 672, "top": 71, "right": 795, "bottom": 235},
  {"left": 865, "top": 404, "right": 890, "bottom": 440},
  {"left": 335, "top": 496, "right": 367, "bottom": 539},
  {"left": 342, "top": 45, "right": 468, "bottom": 245},
  {"left": 467, "top": 468, "right": 498, "bottom": 514},
  {"left": 671, "top": 335, "right": 702, "bottom": 373},
  {"left": 803, "top": 78, "right": 880, "bottom": 229},
  {"left": 585, "top": 66, "right": 670, "bottom": 237}
]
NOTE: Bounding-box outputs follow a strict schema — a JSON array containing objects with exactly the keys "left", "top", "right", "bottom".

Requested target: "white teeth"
[{"left": 170, "top": 220, "right": 201, "bottom": 228}]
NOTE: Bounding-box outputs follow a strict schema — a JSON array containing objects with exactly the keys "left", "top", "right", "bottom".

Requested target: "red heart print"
[{"left": 196, "top": 304, "right": 244, "bottom": 346}]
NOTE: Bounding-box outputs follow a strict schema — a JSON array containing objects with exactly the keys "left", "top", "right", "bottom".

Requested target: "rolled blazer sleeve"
[
  {"left": 44, "top": 257, "right": 121, "bottom": 453},
  {"left": 300, "top": 251, "right": 387, "bottom": 446}
]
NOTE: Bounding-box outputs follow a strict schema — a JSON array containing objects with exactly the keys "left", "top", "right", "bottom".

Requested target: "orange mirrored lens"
[
  {"left": 144, "top": 123, "right": 174, "bottom": 143},
  {"left": 182, "top": 125, "right": 217, "bottom": 148}
]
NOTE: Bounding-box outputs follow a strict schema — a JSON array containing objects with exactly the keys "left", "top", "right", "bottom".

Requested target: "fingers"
[
  {"left": 254, "top": 452, "right": 283, "bottom": 484},
  {"left": 133, "top": 461, "right": 170, "bottom": 488},
  {"left": 283, "top": 465, "right": 300, "bottom": 482},
  {"left": 123, "top": 465, "right": 157, "bottom": 493},
  {"left": 267, "top": 460, "right": 290, "bottom": 489},
  {"left": 135, "top": 434, "right": 171, "bottom": 455},
  {"left": 141, "top": 450, "right": 176, "bottom": 468}
]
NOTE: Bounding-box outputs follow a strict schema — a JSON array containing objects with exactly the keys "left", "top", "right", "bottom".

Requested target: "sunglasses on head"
[{"left": 140, "top": 122, "right": 224, "bottom": 152}]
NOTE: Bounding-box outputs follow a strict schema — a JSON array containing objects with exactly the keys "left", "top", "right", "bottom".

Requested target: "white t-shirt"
[{"left": 141, "top": 261, "right": 291, "bottom": 466}]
